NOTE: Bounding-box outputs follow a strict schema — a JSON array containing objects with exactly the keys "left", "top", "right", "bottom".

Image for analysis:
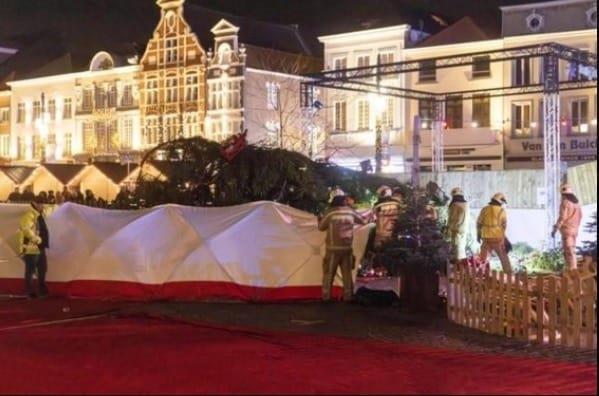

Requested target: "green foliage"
[
  {"left": 582, "top": 212, "right": 597, "bottom": 260},
  {"left": 522, "top": 248, "right": 565, "bottom": 274},
  {"left": 133, "top": 136, "right": 400, "bottom": 214},
  {"left": 381, "top": 184, "right": 451, "bottom": 274}
]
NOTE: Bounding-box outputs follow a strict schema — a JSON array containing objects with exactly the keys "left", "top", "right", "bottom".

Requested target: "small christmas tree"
[{"left": 380, "top": 182, "right": 451, "bottom": 312}]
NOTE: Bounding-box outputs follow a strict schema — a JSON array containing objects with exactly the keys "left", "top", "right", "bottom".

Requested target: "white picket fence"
[{"left": 447, "top": 261, "right": 597, "bottom": 350}]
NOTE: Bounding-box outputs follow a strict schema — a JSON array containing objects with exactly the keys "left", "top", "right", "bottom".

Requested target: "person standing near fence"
[
  {"left": 318, "top": 194, "right": 367, "bottom": 302},
  {"left": 17, "top": 200, "right": 44, "bottom": 298},
  {"left": 552, "top": 183, "right": 583, "bottom": 270},
  {"left": 477, "top": 193, "right": 512, "bottom": 273},
  {"left": 446, "top": 187, "right": 469, "bottom": 261}
]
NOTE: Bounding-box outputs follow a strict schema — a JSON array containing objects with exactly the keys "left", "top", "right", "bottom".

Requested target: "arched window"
[
  {"left": 218, "top": 43, "right": 232, "bottom": 65},
  {"left": 89, "top": 52, "right": 114, "bottom": 72}
]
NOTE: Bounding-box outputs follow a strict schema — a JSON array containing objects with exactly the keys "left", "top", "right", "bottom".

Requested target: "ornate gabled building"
[
  {"left": 139, "top": 0, "right": 206, "bottom": 148},
  {"left": 0, "top": 0, "right": 321, "bottom": 169},
  {"left": 205, "top": 19, "right": 246, "bottom": 142}
]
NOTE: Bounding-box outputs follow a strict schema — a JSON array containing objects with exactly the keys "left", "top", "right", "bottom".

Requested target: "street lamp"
[
  {"left": 35, "top": 93, "right": 50, "bottom": 162},
  {"left": 370, "top": 93, "right": 386, "bottom": 174}
]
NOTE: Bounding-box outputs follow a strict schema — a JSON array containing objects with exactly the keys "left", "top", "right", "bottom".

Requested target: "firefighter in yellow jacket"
[
  {"left": 446, "top": 187, "right": 469, "bottom": 261},
  {"left": 17, "top": 202, "right": 43, "bottom": 298},
  {"left": 372, "top": 186, "right": 402, "bottom": 249},
  {"left": 552, "top": 184, "right": 583, "bottom": 270},
  {"left": 477, "top": 193, "right": 512, "bottom": 273},
  {"left": 318, "top": 194, "right": 367, "bottom": 302}
]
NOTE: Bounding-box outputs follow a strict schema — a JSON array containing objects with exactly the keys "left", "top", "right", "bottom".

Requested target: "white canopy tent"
[{"left": 0, "top": 202, "right": 356, "bottom": 301}]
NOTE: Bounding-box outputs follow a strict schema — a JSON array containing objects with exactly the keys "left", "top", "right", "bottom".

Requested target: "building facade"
[
  {"left": 319, "top": 0, "right": 597, "bottom": 172},
  {"left": 139, "top": 0, "right": 206, "bottom": 149},
  {"left": 0, "top": 0, "right": 321, "bottom": 167}
]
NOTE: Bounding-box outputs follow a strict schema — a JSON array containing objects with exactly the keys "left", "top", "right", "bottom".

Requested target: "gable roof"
[
  {"left": 0, "top": 165, "right": 36, "bottom": 184},
  {"left": 0, "top": 2, "right": 318, "bottom": 85},
  {"left": 42, "top": 163, "right": 86, "bottom": 185},
  {"left": 245, "top": 45, "right": 323, "bottom": 74},
  {"left": 93, "top": 161, "right": 139, "bottom": 185},
  {"left": 185, "top": 5, "right": 314, "bottom": 55},
  {"left": 415, "top": 16, "right": 501, "bottom": 48}
]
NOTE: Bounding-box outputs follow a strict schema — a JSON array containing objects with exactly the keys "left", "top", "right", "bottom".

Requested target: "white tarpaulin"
[{"left": 0, "top": 202, "right": 351, "bottom": 301}]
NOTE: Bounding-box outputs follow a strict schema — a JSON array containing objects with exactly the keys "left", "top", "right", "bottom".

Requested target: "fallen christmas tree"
[{"left": 132, "top": 135, "right": 400, "bottom": 214}]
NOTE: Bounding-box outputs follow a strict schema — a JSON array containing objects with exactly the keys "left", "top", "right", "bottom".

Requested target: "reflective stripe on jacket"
[
  {"left": 477, "top": 205, "right": 506, "bottom": 240},
  {"left": 373, "top": 199, "right": 402, "bottom": 241},
  {"left": 318, "top": 207, "right": 366, "bottom": 250},
  {"left": 17, "top": 207, "right": 42, "bottom": 256}
]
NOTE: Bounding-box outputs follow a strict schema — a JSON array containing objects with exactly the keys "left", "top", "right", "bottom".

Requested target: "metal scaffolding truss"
[
  {"left": 301, "top": 42, "right": 597, "bottom": 246},
  {"left": 304, "top": 43, "right": 597, "bottom": 83}
]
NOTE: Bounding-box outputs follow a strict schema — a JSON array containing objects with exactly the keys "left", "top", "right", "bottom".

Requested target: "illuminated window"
[
  {"left": 146, "top": 79, "right": 158, "bottom": 105},
  {"left": 64, "top": 133, "right": 72, "bottom": 156},
  {"left": 513, "top": 58, "right": 531, "bottom": 86},
  {"left": 357, "top": 55, "right": 370, "bottom": 68},
  {"left": 0, "top": 135, "right": 9, "bottom": 157},
  {"left": 165, "top": 38, "right": 178, "bottom": 64},
  {"left": 571, "top": 98, "right": 589, "bottom": 134},
  {"left": 48, "top": 99, "right": 56, "bottom": 121},
  {"left": 512, "top": 101, "right": 532, "bottom": 137},
  {"left": 229, "top": 81, "right": 241, "bottom": 109},
  {"left": 334, "top": 101, "right": 347, "bottom": 132},
  {"left": 357, "top": 99, "right": 370, "bottom": 130},
  {"left": 472, "top": 94, "right": 491, "bottom": 128},
  {"left": 166, "top": 77, "right": 178, "bottom": 103},
  {"left": 17, "top": 103, "right": 25, "bottom": 123},
  {"left": 95, "top": 85, "right": 106, "bottom": 109},
  {"left": 381, "top": 98, "right": 394, "bottom": 128},
  {"left": 119, "top": 118, "right": 133, "bottom": 149},
  {"left": 266, "top": 82, "right": 280, "bottom": 110},
  {"left": 33, "top": 101, "right": 41, "bottom": 120},
  {"left": 107, "top": 85, "right": 118, "bottom": 107},
  {"left": 185, "top": 74, "right": 198, "bottom": 102},
  {"left": 63, "top": 98, "right": 72, "bottom": 119},
  {"left": 445, "top": 96, "right": 463, "bottom": 129},
  {"left": 218, "top": 43, "right": 232, "bottom": 64},
  {"left": 379, "top": 52, "right": 395, "bottom": 75},
  {"left": 472, "top": 56, "right": 491, "bottom": 78},
  {"left": 0, "top": 108, "right": 9, "bottom": 123},
  {"left": 122, "top": 84, "right": 134, "bottom": 107},
  {"left": 418, "top": 99, "right": 434, "bottom": 129},
  {"left": 82, "top": 89, "right": 93, "bottom": 111},
  {"left": 419, "top": 60, "right": 436, "bottom": 82},
  {"left": 333, "top": 57, "right": 347, "bottom": 78},
  {"left": 83, "top": 122, "right": 94, "bottom": 151}
]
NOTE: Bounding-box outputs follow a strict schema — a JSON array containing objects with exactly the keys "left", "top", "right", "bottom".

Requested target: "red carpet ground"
[
  {"left": 0, "top": 314, "right": 596, "bottom": 395},
  {"left": 0, "top": 297, "right": 128, "bottom": 328}
]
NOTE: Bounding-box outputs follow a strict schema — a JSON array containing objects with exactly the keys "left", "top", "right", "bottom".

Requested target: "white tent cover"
[{"left": 0, "top": 202, "right": 354, "bottom": 301}]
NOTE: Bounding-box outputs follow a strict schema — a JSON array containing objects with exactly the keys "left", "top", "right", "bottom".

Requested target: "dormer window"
[
  {"left": 526, "top": 11, "right": 544, "bottom": 32},
  {"left": 587, "top": 6, "right": 597, "bottom": 27}
]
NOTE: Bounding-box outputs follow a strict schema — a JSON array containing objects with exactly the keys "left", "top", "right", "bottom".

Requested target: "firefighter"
[
  {"left": 477, "top": 193, "right": 512, "bottom": 273},
  {"left": 446, "top": 187, "right": 469, "bottom": 261},
  {"left": 318, "top": 194, "right": 367, "bottom": 302},
  {"left": 372, "top": 185, "right": 402, "bottom": 248},
  {"left": 17, "top": 200, "right": 44, "bottom": 298},
  {"left": 552, "top": 184, "right": 583, "bottom": 270}
]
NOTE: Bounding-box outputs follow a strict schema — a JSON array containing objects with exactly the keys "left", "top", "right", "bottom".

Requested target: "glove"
[{"left": 551, "top": 228, "right": 557, "bottom": 239}]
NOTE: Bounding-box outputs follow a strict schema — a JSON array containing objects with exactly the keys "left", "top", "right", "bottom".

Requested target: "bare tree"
[{"left": 243, "top": 47, "right": 324, "bottom": 156}]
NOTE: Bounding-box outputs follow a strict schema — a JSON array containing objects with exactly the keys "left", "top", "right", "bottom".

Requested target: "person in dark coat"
[{"left": 34, "top": 197, "right": 50, "bottom": 297}]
